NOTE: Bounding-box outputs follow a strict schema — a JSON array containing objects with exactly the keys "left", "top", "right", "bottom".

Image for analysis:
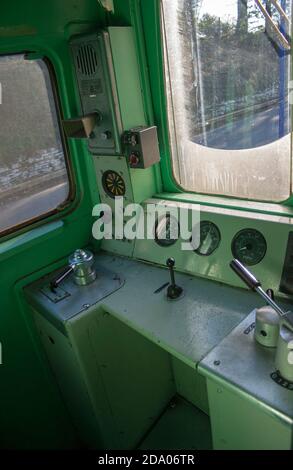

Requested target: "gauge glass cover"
[
  {"left": 155, "top": 215, "right": 180, "bottom": 247},
  {"left": 232, "top": 228, "right": 267, "bottom": 266},
  {"left": 193, "top": 221, "right": 221, "bottom": 256}
]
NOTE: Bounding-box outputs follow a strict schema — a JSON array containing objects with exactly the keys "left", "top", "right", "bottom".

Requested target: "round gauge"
[
  {"left": 102, "top": 170, "right": 126, "bottom": 198},
  {"left": 192, "top": 221, "right": 221, "bottom": 256},
  {"left": 155, "top": 215, "right": 180, "bottom": 247},
  {"left": 232, "top": 228, "right": 267, "bottom": 266}
]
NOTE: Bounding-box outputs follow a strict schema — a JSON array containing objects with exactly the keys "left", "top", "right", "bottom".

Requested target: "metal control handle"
[
  {"left": 50, "top": 266, "right": 74, "bottom": 291},
  {"left": 50, "top": 249, "right": 96, "bottom": 291},
  {"left": 230, "top": 259, "right": 286, "bottom": 318},
  {"left": 166, "top": 258, "right": 183, "bottom": 300},
  {"left": 230, "top": 259, "right": 261, "bottom": 290}
]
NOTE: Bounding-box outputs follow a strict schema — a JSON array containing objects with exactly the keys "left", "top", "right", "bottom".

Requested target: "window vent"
[{"left": 76, "top": 45, "right": 98, "bottom": 76}]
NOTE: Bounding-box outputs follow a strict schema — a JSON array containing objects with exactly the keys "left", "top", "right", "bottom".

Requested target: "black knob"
[
  {"left": 167, "top": 258, "right": 175, "bottom": 268},
  {"left": 266, "top": 289, "right": 275, "bottom": 300},
  {"left": 166, "top": 258, "right": 183, "bottom": 300}
]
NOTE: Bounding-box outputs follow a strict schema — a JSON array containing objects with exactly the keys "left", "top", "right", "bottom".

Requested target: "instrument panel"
[
  {"left": 133, "top": 199, "right": 292, "bottom": 297},
  {"left": 151, "top": 212, "right": 268, "bottom": 265}
]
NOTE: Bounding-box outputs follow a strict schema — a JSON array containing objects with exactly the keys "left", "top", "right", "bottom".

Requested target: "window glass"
[
  {"left": 0, "top": 55, "right": 70, "bottom": 234},
  {"left": 162, "top": 0, "right": 292, "bottom": 201}
]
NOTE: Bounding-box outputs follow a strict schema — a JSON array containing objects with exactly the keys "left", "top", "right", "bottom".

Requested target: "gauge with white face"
[{"left": 232, "top": 228, "right": 267, "bottom": 266}]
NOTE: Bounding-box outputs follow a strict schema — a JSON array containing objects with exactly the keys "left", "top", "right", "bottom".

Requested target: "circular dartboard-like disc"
[{"left": 102, "top": 170, "right": 126, "bottom": 198}]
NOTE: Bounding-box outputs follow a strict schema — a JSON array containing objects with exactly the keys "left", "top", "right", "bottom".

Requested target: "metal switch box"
[{"left": 122, "top": 126, "right": 160, "bottom": 169}]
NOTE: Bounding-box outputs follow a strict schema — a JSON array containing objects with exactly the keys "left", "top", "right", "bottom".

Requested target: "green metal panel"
[
  {"left": 108, "top": 26, "right": 146, "bottom": 130},
  {"left": 206, "top": 379, "right": 292, "bottom": 450},
  {"left": 139, "top": 397, "right": 212, "bottom": 450},
  {"left": 67, "top": 306, "right": 175, "bottom": 449},
  {"left": 171, "top": 358, "right": 209, "bottom": 416},
  {"left": 107, "top": 26, "right": 158, "bottom": 203},
  {"left": 33, "top": 311, "right": 105, "bottom": 449},
  {"left": 0, "top": 0, "right": 110, "bottom": 450}
]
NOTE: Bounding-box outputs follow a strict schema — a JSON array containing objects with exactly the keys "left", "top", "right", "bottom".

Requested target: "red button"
[{"left": 129, "top": 153, "right": 140, "bottom": 167}]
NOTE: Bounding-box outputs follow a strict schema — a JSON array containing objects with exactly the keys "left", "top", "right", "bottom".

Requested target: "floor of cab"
[{"left": 138, "top": 396, "right": 212, "bottom": 450}]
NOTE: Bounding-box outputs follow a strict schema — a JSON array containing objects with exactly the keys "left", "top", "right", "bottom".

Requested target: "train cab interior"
[{"left": 0, "top": 0, "right": 293, "bottom": 452}]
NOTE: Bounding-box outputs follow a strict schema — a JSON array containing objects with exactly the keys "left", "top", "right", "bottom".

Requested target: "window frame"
[
  {"left": 0, "top": 53, "right": 75, "bottom": 239},
  {"left": 161, "top": 0, "right": 293, "bottom": 205},
  {"left": 141, "top": 0, "right": 293, "bottom": 217}
]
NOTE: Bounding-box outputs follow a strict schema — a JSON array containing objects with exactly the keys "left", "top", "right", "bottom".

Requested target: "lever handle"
[
  {"left": 166, "top": 258, "right": 183, "bottom": 300},
  {"left": 230, "top": 259, "right": 261, "bottom": 291},
  {"left": 166, "top": 257, "right": 176, "bottom": 286},
  {"left": 50, "top": 266, "right": 74, "bottom": 291},
  {"left": 230, "top": 259, "right": 287, "bottom": 318}
]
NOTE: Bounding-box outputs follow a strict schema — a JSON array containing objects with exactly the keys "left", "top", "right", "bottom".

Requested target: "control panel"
[
  {"left": 133, "top": 199, "right": 293, "bottom": 297},
  {"left": 70, "top": 31, "right": 122, "bottom": 154}
]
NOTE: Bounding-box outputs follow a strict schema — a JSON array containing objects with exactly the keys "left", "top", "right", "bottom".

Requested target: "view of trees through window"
[{"left": 163, "top": 0, "right": 292, "bottom": 201}]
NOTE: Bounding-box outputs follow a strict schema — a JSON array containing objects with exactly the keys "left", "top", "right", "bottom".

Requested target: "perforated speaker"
[
  {"left": 76, "top": 44, "right": 98, "bottom": 76},
  {"left": 102, "top": 170, "right": 126, "bottom": 198}
]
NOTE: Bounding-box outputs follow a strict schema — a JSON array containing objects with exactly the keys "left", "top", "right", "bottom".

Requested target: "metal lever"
[
  {"left": 50, "top": 249, "right": 97, "bottom": 291},
  {"left": 166, "top": 258, "right": 183, "bottom": 300},
  {"left": 50, "top": 266, "right": 74, "bottom": 291},
  {"left": 230, "top": 259, "right": 286, "bottom": 317}
]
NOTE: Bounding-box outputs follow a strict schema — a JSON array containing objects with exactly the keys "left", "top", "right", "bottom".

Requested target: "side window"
[
  {"left": 162, "top": 0, "right": 292, "bottom": 202},
  {"left": 0, "top": 55, "right": 71, "bottom": 235}
]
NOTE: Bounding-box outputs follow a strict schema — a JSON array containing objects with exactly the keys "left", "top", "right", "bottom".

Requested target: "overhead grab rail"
[
  {"left": 271, "top": 0, "right": 290, "bottom": 27},
  {"left": 254, "top": 0, "right": 291, "bottom": 51}
]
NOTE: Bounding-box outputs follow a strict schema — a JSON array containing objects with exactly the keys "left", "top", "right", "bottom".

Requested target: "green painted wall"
[{"left": 0, "top": 0, "right": 156, "bottom": 449}]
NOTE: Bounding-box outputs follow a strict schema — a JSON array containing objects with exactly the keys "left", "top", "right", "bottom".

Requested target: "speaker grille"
[
  {"left": 102, "top": 170, "right": 126, "bottom": 198},
  {"left": 76, "top": 44, "right": 98, "bottom": 76}
]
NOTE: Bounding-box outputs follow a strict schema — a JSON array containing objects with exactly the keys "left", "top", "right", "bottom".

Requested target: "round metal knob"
[
  {"left": 69, "top": 249, "right": 96, "bottom": 286},
  {"left": 166, "top": 257, "right": 175, "bottom": 268},
  {"left": 255, "top": 306, "right": 280, "bottom": 348}
]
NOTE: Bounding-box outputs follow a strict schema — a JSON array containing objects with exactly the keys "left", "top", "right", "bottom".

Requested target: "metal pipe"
[
  {"left": 255, "top": 286, "right": 286, "bottom": 317},
  {"left": 254, "top": 0, "right": 291, "bottom": 51},
  {"left": 230, "top": 259, "right": 286, "bottom": 318},
  {"left": 271, "top": 0, "right": 290, "bottom": 28}
]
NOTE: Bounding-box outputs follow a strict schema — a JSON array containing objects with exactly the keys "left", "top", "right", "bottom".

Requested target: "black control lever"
[
  {"left": 230, "top": 259, "right": 285, "bottom": 317},
  {"left": 166, "top": 258, "right": 183, "bottom": 300}
]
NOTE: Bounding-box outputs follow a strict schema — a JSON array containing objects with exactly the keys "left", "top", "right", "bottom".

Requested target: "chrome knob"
[
  {"left": 50, "top": 249, "right": 96, "bottom": 291},
  {"left": 69, "top": 249, "right": 97, "bottom": 286}
]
